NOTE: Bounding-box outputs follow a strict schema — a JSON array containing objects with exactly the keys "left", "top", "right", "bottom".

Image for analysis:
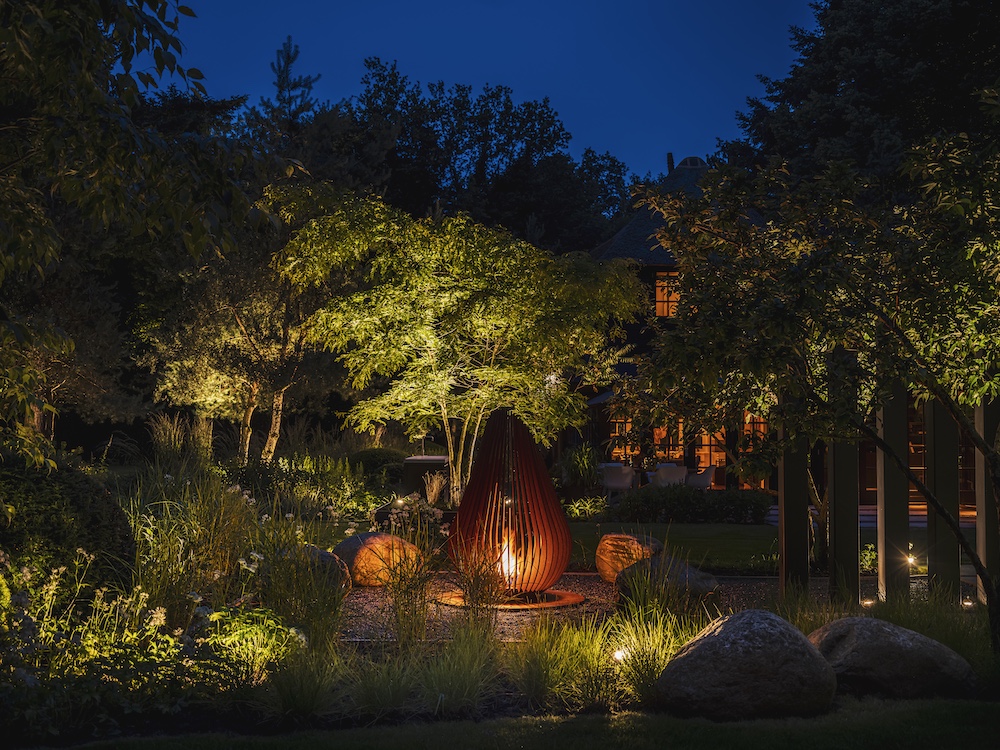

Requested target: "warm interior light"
[{"left": 861, "top": 599, "right": 874, "bottom": 607}]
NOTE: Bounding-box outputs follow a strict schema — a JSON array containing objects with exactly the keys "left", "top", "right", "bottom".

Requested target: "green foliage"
[
  {"left": 208, "top": 606, "right": 305, "bottom": 688},
  {"left": 348, "top": 447, "right": 409, "bottom": 474},
  {"left": 562, "top": 496, "right": 608, "bottom": 520},
  {"left": 126, "top": 469, "right": 256, "bottom": 627},
  {"left": 290, "top": 195, "right": 643, "bottom": 501},
  {"left": 0, "top": 461, "right": 135, "bottom": 581},
  {"left": 255, "top": 650, "right": 345, "bottom": 726},
  {"left": 556, "top": 442, "right": 601, "bottom": 499},
  {"left": 1, "top": 0, "right": 256, "bottom": 466},
  {"left": 610, "top": 604, "right": 701, "bottom": 708},
  {"left": 503, "top": 617, "right": 577, "bottom": 710},
  {"left": 605, "top": 485, "right": 772, "bottom": 525},
  {"left": 734, "top": 0, "right": 1000, "bottom": 181},
  {"left": 417, "top": 623, "right": 499, "bottom": 717},
  {"left": 345, "top": 650, "right": 420, "bottom": 722},
  {"left": 246, "top": 515, "right": 350, "bottom": 655},
  {"left": 0, "top": 551, "right": 227, "bottom": 745}
]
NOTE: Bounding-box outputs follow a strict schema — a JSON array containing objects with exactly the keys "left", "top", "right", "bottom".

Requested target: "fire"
[{"left": 499, "top": 532, "right": 518, "bottom": 588}]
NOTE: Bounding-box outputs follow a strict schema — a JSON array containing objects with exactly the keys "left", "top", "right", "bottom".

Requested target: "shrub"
[
  {"left": 604, "top": 484, "right": 772, "bottom": 524},
  {"left": 348, "top": 448, "right": 409, "bottom": 474},
  {"left": 0, "top": 461, "right": 135, "bottom": 582},
  {"left": 416, "top": 623, "right": 498, "bottom": 717}
]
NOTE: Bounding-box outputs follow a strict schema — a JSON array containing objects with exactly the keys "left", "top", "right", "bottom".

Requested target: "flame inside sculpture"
[{"left": 449, "top": 409, "right": 572, "bottom": 597}]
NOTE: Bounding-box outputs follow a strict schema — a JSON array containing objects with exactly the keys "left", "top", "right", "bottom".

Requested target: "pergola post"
[
  {"left": 975, "top": 401, "right": 1000, "bottom": 605},
  {"left": 876, "top": 387, "right": 910, "bottom": 601},
  {"left": 827, "top": 348, "right": 860, "bottom": 604},
  {"left": 778, "top": 435, "right": 811, "bottom": 596},
  {"left": 924, "top": 399, "right": 961, "bottom": 601}
]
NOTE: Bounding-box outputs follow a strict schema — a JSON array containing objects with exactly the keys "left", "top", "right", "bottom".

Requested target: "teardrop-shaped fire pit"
[{"left": 443, "top": 409, "right": 582, "bottom": 610}]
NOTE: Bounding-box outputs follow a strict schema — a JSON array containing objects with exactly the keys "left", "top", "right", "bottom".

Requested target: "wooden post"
[
  {"left": 778, "top": 435, "right": 811, "bottom": 596},
  {"left": 827, "top": 347, "right": 860, "bottom": 604},
  {"left": 975, "top": 401, "right": 1000, "bottom": 605},
  {"left": 924, "top": 399, "right": 961, "bottom": 600},
  {"left": 876, "top": 388, "right": 910, "bottom": 601}
]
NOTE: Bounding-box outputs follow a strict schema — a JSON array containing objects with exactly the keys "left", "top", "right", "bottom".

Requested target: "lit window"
[{"left": 655, "top": 271, "right": 680, "bottom": 318}]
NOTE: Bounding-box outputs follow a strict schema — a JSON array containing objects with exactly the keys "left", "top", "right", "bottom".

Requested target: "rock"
[
  {"left": 618, "top": 554, "right": 719, "bottom": 602},
  {"left": 657, "top": 609, "right": 836, "bottom": 720},
  {"left": 595, "top": 532, "right": 663, "bottom": 582},
  {"left": 304, "top": 544, "right": 352, "bottom": 593},
  {"left": 807, "top": 616, "right": 977, "bottom": 698},
  {"left": 332, "top": 532, "right": 422, "bottom": 587}
]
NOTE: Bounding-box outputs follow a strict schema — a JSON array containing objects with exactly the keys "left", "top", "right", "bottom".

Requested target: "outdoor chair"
[
  {"left": 600, "top": 463, "right": 636, "bottom": 497},
  {"left": 648, "top": 465, "right": 688, "bottom": 487},
  {"left": 686, "top": 465, "right": 717, "bottom": 489}
]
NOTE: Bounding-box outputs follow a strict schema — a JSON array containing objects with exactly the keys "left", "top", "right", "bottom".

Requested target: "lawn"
[{"left": 78, "top": 700, "right": 1000, "bottom": 750}]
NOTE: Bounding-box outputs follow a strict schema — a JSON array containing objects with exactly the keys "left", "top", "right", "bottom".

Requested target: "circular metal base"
[{"left": 436, "top": 588, "right": 585, "bottom": 610}]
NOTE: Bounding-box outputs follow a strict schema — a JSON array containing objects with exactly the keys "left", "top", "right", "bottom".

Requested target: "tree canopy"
[{"left": 276, "top": 191, "right": 644, "bottom": 499}]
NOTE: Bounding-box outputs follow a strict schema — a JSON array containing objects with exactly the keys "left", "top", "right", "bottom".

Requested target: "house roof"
[{"left": 593, "top": 156, "right": 709, "bottom": 266}]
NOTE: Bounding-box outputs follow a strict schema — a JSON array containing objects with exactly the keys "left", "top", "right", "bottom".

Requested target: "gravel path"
[{"left": 338, "top": 572, "right": 975, "bottom": 642}]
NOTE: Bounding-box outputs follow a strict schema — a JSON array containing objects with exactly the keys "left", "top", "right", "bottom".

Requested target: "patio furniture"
[
  {"left": 600, "top": 464, "right": 636, "bottom": 496},
  {"left": 648, "top": 464, "right": 688, "bottom": 487},
  {"left": 686, "top": 465, "right": 717, "bottom": 489}
]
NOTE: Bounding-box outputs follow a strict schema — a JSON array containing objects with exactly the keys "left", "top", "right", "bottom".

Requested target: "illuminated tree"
[
  {"left": 280, "top": 191, "right": 644, "bottom": 501},
  {"left": 0, "top": 1, "right": 254, "bottom": 464}
]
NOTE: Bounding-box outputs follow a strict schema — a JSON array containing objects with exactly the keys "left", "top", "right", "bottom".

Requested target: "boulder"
[
  {"left": 656, "top": 609, "right": 836, "bottom": 720},
  {"left": 332, "top": 532, "right": 422, "bottom": 587},
  {"left": 618, "top": 554, "right": 719, "bottom": 602},
  {"left": 808, "top": 616, "right": 977, "bottom": 698},
  {"left": 304, "top": 544, "right": 353, "bottom": 593},
  {"left": 595, "top": 532, "right": 663, "bottom": 582}
]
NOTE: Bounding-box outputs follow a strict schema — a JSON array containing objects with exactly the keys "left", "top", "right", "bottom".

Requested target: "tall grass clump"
[
  {"left": 417, "top": 622, "right": 499, "bottom": 717},
  {"left": 208, "top": 606, "right": 304, "bottom": 689},
  {"left": 254, "top": 650, "right": 345, "bottom": 726},
  {"left": 610, "top": 600, "right": 703, "bottom": 707},
  {"left": 344, "top": 649, "right": 420, "bottom": 723},
  {"left": 452, "top": 542, "right": 505, "bottom": 634},
  {"left": 126, "top": 469, "right": 256, "bottom": 628},
  {"left": 246, "top": 510, "right": 350, "bottom": 655},
  {"left": 366, "top": 494, "right": 448, "bottom": 650},
  {"left": 503, "top": 616, "right": 576, "bottom": 710}
]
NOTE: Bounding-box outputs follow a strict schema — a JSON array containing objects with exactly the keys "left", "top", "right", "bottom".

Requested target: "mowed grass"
[
  {"left": 79, "top": 700, "right": 1000, "bottom": 750},
  {"left": 569, "top": 522, "right": 780, "bottom": 573}
]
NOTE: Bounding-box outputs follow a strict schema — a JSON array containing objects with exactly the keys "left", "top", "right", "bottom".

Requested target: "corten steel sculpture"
[{"left": 449, "top": 409, "right": 572, "bottom": 598}]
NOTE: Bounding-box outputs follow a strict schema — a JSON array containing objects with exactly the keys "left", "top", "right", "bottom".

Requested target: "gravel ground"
[{"left": 338, "top": 572, "right": 977, "bottom": 642}]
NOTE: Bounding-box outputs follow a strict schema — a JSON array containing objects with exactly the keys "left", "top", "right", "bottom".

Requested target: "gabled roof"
[{"left": 593, "top": 156, "right": 708, "bottom": 267}]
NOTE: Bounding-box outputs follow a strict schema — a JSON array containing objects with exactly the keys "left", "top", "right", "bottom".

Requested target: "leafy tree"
[
  {"left": 346, "top": 58, "right": 635, "bottom": 249},
  {"left": 733, "top": 0, "right": 1000, "bottom": 180},
  {"left": 0, "top": 1, "right": 255, "bottom": 464},
  {"left": 278, "top": 193, "right": 644, "bottom": 501},
  {"left": 643, "top": 104, "right": 1000, "bottom": 648}
]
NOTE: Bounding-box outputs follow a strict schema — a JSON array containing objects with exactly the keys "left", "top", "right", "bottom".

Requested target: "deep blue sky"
[{"left": 171, "top": 0, "right": 816, "bottom": 178}]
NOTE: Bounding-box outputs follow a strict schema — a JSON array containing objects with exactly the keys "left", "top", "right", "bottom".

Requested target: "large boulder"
[
  {"left": 618, "top": 554, "right": 719, "bottom": 602},
  {"left": 303, "top": 544, "right": 353, "bottom": 593},
  {"left": 595, "top": 532, "right": 663, "bottom": 582},
  {"left": 332, "top": 532, "right": 422, "bottom": 587},
  {"left": 808, "top": 616, "right": 977, "bottom": 698},
  {"left": 656, "top": 609, "right": 836, "bottom": 720}
]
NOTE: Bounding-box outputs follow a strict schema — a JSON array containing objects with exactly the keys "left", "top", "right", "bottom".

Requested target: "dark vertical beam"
[
  {"left": 778, "top": 436, "right": 811, "bottom": 596},
  {"left": 877, "top": 387, "right": 910, "bottom": 601},
  {"left": 827, "top": 347, "right": 860, "bottom": 604},
  {"left": 975, "top": 401, "right": 1000, "bottom": 605},
  {"left": 924, "top": 399, "right": 961, "bottom": 600},
  {"left": 828, "top": 439, "right": 860, "bottom": 603}
]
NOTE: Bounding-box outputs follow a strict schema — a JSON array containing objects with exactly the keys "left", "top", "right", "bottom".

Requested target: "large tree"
[
  {"left": 277, "top": 192, "right": 644, "bottom": 501},
  {"left": 733, "top": 0, "right": 1000, "bottom": 180},
  {"left": 643, "top": 108, "right": 1000, "bottom": 649},
  {"left": 0, "top": 1, "right": 254, "bottom": 464}
]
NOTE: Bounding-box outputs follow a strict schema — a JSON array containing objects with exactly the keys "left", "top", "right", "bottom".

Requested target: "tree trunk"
[
  {"left": 261, "top": 388, "right": 286, "bottom": 463},
  {"left": 238, "top": 403, "right": 255, "bottom": 466}
]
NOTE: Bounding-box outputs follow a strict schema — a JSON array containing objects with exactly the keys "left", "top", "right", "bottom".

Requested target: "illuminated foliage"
[{"left": 276, "top": 189, "right": 643, "bottom": 499}]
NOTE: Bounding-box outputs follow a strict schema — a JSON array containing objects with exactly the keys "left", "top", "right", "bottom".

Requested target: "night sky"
[{"left": 170, "top": 1, "right": 817, "bottom": 178}]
